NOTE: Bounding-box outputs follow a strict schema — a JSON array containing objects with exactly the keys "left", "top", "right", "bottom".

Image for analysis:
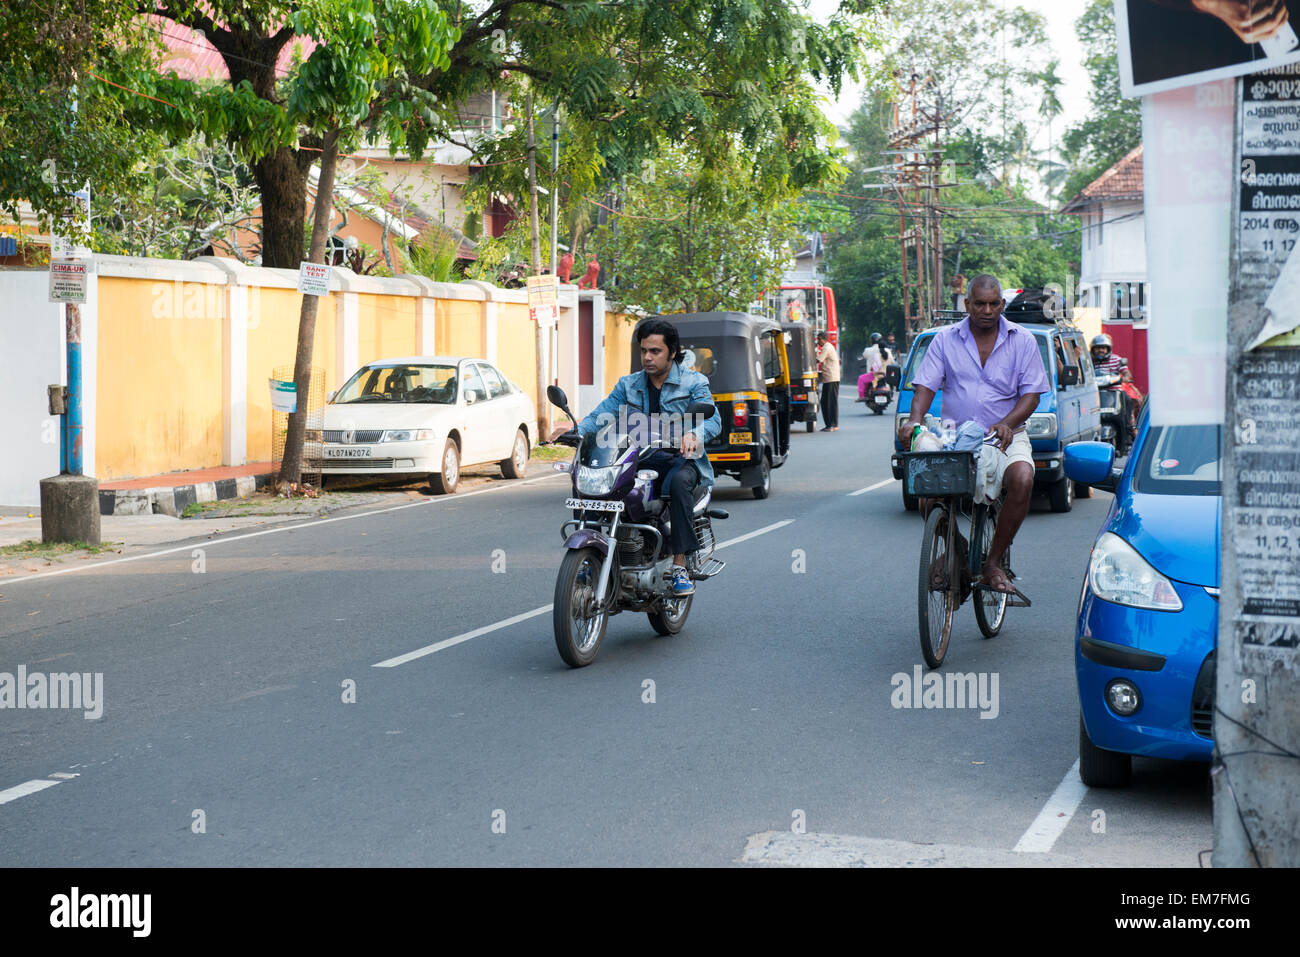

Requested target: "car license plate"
[
  {"left": 729, "top": 431, "right": 752, "bottom": 444},
  {"left": 325, "top": 447, "right": 370, "bottom": 457},
  {"left": 565, "top": 498, "right": 624, "bottom": 512}
]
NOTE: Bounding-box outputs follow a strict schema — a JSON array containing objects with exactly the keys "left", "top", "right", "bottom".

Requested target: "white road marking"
[
  {"left": 373, "top": 605, "right": 554, "bottom": 668},
  {"left": 714, "top": 519, "right": 793, "bottom": 549},
  {"left": 2, "top": 472, "right": 570, "bottom": 586},
  {"left": 848, "top": 479, "right": 894, "bottom": 497},
  {"left": 48, "top": 772, "right": 80, "bottom": 780},
  {"left": 1012, "top": 759, "right": 1088, "bottom": 853},
  {"left": 374, "top": 518, "right": 794, "bottom": 668},
  {"left": 0, "top": 779, "right": 62, "bottom": 805}
]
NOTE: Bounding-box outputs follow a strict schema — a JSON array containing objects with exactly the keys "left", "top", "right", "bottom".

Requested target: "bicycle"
[{"left": 904, "top": 449, "right": 1030, "bottom": 669}]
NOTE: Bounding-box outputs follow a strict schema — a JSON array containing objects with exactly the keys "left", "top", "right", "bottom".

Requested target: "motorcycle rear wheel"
[
  {"left": 648, "top": 594, "right": 692, "bottom": 635},
  {"left": 553, "top": 547, "right": 609, "bottom": 667}
]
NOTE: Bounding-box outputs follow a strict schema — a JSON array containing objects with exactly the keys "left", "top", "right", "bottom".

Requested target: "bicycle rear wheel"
[
  {"left": 918, "top": 504, "right": 956, "bottom": 669},
  {"left": 972, "top": 502, "right": 1008, "bottom": 638}
]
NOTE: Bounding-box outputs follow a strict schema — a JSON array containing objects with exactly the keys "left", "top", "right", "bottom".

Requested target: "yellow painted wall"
[
  {"left": 604, "top": 312, "right": 638, "bottom": 393},
  {"left": 245, "top": 287, "right": 337, "bottom": 463},
  {"left": 435, "top": 298, "right": 485, "bottom": 358},
  {"left": 496, "top": 302, "right": 538, "bottom": 418},
  {"left": 96, "top": 277, "right": 224, "bottom": 479},
  {"left": 357, "top": 293, "right": 417, "bottom": 365}
]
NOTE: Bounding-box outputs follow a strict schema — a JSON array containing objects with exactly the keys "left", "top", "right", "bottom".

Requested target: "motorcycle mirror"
[{"left": 546, "top": 385, "right": 569, "bottom": 409}]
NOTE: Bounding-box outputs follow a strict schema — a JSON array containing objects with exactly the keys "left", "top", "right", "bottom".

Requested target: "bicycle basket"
[{"left": 903, "top": 450, "right": 978, "bottom": 497}]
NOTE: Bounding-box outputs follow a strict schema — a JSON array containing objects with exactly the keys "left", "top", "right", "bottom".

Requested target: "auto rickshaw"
[
  {"left": 780, "top": 318, "right": 819, "bottom": 432},
  {"left": 630, "top": 313, "right": 791, "bottom": 499}
]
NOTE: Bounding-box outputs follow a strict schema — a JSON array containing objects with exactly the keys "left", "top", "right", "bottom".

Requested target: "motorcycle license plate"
[
  {"left": 729, "top": 431, "right": 752, "bottom": 444},
  {"left": 565, "top": 498, "right": 624, "bottom": 512}
]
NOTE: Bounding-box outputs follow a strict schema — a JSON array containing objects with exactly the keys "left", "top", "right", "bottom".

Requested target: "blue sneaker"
[{"left": 670, "top": 565, "right": 695, "bottom": 596}]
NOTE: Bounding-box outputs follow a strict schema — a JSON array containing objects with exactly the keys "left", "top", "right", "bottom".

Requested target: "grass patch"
[
  {"left": 0, "top": 539, "right": 121, "bottom": 559},
  {"left": 530, "top": 444, "right": 573, "bottom": 462}
]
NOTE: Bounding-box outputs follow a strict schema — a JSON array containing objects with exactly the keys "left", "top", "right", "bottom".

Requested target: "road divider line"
[
  {"left": 849, "top": 479, "right": 894, "bottom": 497},
  {"left": 3, "top": 472, "right": 570, "bottom": 586},
  {"left": 715, "top": 520, "right": 793, "bottom": 550},
  {"left": 1012, "top": 759, "right": 1088, "bottom": 853},
  {"left": 375, "top": 519, "right": 792, "bottom": 668},
  {"left": 0, "top": 779, "right": 62, "bottom": 806},
  {"left": 373, "top": 604, "right": 554, "bottom": 668}
]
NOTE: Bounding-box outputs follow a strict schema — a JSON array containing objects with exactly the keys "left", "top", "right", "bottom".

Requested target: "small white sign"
[
  {"left": 49, "top": 259, "right": 89, "bottom": 303},
  {"left": 297, "top": 261, "right": 331, "bottom": 297},
  {"left": 527, "top": 274, "right": 559, "bottom": 325},
  {"left": 269, "top": 378, "right": 298, "bottom": 413}
]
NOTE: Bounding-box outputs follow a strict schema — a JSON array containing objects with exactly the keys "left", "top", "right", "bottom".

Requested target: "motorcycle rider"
[
  {"left": 858, "top": 332, "right": 886, "bottom": 401},
  {"left": 574, "top": 318, "right": 722, "bottom": 597},
  {"left": 1090, "top": 334, "right": 1137, "bottom": 438}
]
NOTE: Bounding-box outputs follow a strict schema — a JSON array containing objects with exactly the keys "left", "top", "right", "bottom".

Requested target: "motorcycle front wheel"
[{"left": 553, "top": 547, "right": 609, "bottom": 667}]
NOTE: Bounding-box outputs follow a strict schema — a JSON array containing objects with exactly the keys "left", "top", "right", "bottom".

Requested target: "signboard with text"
[
  {"left": 297, "top": 262, "right": 331, "bottom": 297},
  {"left": 527, "top": 274, "right": 558, "bottom": 325},
  {"left": 48, "top": 259, "right": 89, "bottom": 304}
]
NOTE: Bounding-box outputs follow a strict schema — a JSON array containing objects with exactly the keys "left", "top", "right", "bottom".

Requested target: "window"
[
  {"left": 680, "top": 345, "right": 718, "bottom": 379},
  {"left": 760, "top": 332, "right": 784, "bottom": 383},
  {"left": 460, "top": 363, "right": 487, "bottom": 403},
  {"left": 1134, "top": 426, "right": 1222, "bottom": 496},
  {"left": 333, "top": 364, "right": 458, "bottom": 404},
  {"left": 477, "top": 363, "right": 505, "bottom": 399}
]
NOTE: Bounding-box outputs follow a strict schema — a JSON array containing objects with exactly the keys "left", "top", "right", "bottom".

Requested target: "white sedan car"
[{"left": 306, "top": 356, "right": 536, "bottom": 493}]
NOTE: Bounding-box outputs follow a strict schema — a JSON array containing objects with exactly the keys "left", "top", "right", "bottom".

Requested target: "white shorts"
[{"left": 975, "top": 431, "right": 1033, "bottom": 503}]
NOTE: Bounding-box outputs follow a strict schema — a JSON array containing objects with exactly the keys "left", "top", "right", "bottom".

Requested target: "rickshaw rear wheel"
[
  {"left": 751, "top": 455, "right": 771, "bottom": 499},
  {"left": 806, "top": 420, "right": 815, "bottom": 433}
]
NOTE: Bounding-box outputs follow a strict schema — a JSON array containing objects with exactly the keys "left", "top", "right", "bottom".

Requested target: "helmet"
[
  {"left": 869, "top": 333, "right": 883, "bottom": 344},
  {"left": 1091, "top": 334, "right": 1113, "bottom": 351}
]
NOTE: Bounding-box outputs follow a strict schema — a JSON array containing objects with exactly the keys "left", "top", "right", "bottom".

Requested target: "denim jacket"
[{"left": 577, "top": 361, "right": 722, "bottom": 488}]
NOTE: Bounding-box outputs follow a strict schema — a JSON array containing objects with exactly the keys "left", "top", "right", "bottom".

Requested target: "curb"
[{"left": 98, "top": 472, "right": 277, "bottom": 517}]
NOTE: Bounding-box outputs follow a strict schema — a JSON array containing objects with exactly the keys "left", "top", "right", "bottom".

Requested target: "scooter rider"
[
  {"left": 575, "top": 318, "right": 722, "bottom": 596},
  {"left": 1090, "top": 334, "right": 1136, "bottom": 435}
]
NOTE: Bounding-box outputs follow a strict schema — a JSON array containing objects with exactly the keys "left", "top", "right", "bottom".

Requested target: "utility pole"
[
  {"left": 1216, "top": 67, "right": 1300, "bottom": 867},
  {"left": 526, "top": 89, "right": 550, "bottom": 439}
]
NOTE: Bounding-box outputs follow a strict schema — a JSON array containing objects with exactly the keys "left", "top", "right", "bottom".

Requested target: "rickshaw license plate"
[
  {"left": 565, "top": 498, "right": 624, "bottom": 512},
  {"left": 729, "top": 432, "right": 752, "bottom": 444}
]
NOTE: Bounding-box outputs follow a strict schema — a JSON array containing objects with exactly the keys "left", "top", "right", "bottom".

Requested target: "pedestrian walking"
[{"left": 815, "top": 331, "right": 840, "bottom": 431}]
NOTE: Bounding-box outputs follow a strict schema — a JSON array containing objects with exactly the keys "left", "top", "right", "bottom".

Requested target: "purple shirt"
[{"left": 912, "top": 316, "right": 1048, "bottom": 429}]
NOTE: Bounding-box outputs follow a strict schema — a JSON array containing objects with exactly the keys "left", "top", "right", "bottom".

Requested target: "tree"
[
  {"left": 1060, "top": 0, "right": 1141, "bottom": 202},
  {"left": 589, "top": 148, "right": 801, "bottom": 315}
]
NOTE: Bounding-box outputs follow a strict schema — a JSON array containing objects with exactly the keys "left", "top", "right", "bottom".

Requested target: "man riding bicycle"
[
  {"left": 896, "top": 275, "right": 1048, "bottom": 595},
  {"left": 574, "top": 318, "right": 722, "bottom": 597}
]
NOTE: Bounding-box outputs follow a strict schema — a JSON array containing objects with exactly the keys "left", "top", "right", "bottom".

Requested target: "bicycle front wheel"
[
  {"left": 972, "top": 503, "right": 1008, "bottom": 638},
  {"left": 918, "top": 505, "right": 956, "bottom": 669}
]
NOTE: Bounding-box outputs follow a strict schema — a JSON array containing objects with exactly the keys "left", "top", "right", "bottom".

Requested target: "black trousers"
[
  {"left": 821, "top": 381, "right": 839, "bottom": 427},
  {"left": 642, "top": 450, "right": 701, "bottom": 555}
]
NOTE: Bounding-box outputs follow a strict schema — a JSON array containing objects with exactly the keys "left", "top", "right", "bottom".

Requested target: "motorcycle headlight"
[
  {"left": 1089, "top": 532, "right": 1184, "bottom": 611},
  {"left": 1026, "top": 413, "right": 1057, "bottom": 439},
  {"left": 382, "top": 429, "right": 433, "bottom": 442},
  {"left": 576, "top": 464, "right": 621, "bottom": 495}
]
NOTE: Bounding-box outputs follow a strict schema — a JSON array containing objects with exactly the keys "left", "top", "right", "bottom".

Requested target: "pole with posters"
[{"left": 1216, "top": 65, "right": 1300, "bottom": 867}]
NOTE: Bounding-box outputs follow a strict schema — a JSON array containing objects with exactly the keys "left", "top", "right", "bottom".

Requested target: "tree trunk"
[
  {"left": 253, "top": 145, "right": 311, "bottom": 269},
  {"left": 278, "top": 129, "right": 341, "bottom": 487}
]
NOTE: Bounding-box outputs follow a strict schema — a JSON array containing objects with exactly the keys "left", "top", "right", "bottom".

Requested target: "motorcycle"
[
  {"left": 542, "top": 386, "right": 728, "bottom": 668},
  {"left": 1095, "top": 362, "right": 1142, "bottom": 456},
  {"left": 857, "top": 362, "right": 900, "bottom": 415}
]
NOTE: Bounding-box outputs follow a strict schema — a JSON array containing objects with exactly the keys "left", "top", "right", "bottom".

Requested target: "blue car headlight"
[{"left": 1089, "top": 532, "right": 1184, "bottom": 611}]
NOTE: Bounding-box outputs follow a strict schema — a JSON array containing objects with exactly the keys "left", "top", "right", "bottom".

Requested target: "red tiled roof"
[
  {"left": 153, "top": 17, "right": 316, "bottom": 81},
  {"left": 1060, "top": 145, "right": 1143, "bottom": 213}
]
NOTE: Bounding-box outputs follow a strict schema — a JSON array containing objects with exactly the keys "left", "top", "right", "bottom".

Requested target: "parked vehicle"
[
  {"left": 640, "top": 313, "right": 791, "bottom": 499},
  {"left": 545, "top": 386, "right": 728, "bottom": 667},
  {"left": 307, "top": 356, "right": 535, "bottom": 494},
  {"left": 890, "top": 291, "right": 1101, "bottom": 513},
  {"left": 781, "top": 318, "right": 820, "bottom": 432},
  {"left": 1064, "top": 412, "right": 1220, "bottom": 787}
]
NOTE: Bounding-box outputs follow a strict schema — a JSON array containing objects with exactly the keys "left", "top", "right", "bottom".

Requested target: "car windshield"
[
  {"left": 1134, "top": 425, "right": 1223, "bottom": 496},
  {"left": 334, "top": 364, "right": 458, "bottom": 403}
]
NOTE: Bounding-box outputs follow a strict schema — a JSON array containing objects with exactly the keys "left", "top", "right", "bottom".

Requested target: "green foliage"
[
  {"left": 589, "top": 148, "right": 801, "bottom": 314},
  {"left": 402, "top": 229, "right": 461, "bottom": 283}
]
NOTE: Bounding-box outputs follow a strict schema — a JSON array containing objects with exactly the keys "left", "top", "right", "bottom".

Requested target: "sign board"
[
  {"left": 49, "top": 259, "right": 89, "bottom": 303},
  {"left": 297, "top": 261, "right": 331, "bottom": 297},
  {"left": 269, "top": 378, "right": 298, "bottom": 413},
  {"left": 1116, "top": 0, "right": 1300, "bottom": 98},
  {"left": 526, "top": 274, "right": 559, "bottom": 325}
]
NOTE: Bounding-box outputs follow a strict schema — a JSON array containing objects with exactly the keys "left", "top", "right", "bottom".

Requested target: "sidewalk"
[{"left": 98, "top": 461, "right": 279, "bottom": 517}]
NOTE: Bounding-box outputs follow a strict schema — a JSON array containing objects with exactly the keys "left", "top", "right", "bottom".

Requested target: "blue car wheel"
[{"left": 1079, "top": 712, "right": 1132, "bottom": 788}]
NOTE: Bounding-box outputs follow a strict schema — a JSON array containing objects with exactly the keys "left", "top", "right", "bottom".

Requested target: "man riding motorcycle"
[
  {"left": 572, "top": 318, "right": 722, "bottom": 597},
  {"left": 1090, "top": 334, "right": 1140, "bottom": 440}
]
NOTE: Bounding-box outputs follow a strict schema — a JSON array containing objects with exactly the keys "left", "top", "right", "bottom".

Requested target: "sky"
[{"left": 807, "top": 0, "right": 1096, "bottom": 158}]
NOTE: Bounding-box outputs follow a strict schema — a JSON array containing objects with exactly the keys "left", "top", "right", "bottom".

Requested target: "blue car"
[{"left": 1064, "top": 412, "right": 1221, "bottom": 787}]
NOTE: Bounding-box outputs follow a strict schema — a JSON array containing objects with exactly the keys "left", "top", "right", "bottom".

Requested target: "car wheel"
[
  {"left": 1074, "top": 480, "right": 1092, "bottom": 499},
  {"left": 1078, "top": 713, "right": 1132, "bottom": 788},
  {"left": 1049, "top": 474, "right": 1073, "bottom": 512},
  {"left": 430, "top": 438, "right": 460, "bottom": 494},
  {"left": 500, "top": 428, "right": 528, "bottom": 479}
]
